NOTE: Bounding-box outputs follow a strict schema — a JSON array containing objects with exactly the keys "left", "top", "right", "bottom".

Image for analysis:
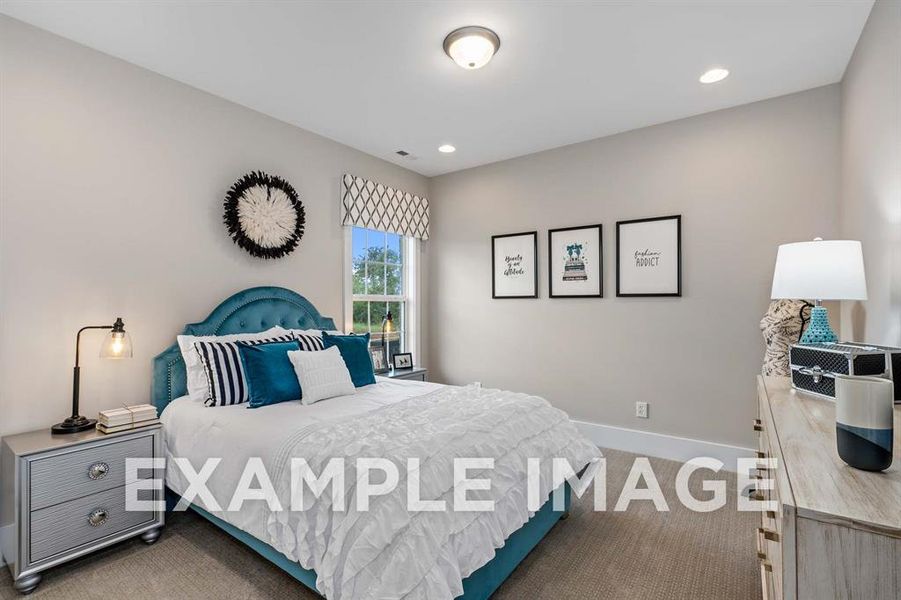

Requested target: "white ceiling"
[{"left": 1, "top": 1, "right": 873, "bottom": 177}]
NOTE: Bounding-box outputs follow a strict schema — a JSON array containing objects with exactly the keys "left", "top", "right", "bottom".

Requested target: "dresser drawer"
[
  {"left": 29, "top": 435, "right": 154, "bottom": 510},
  {"left": 29, "top": 483, "right": 156, "bottom": 563}
]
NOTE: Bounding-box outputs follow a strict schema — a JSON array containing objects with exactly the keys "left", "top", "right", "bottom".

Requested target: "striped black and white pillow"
[
  {"left": 195, "top": 334, "right": 295, "bottom": 407},
  {"left": 294, "top": 332, "right": 325, "bottom": 352}
]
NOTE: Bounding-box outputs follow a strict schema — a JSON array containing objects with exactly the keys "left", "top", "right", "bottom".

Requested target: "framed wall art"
[
  {"left": 616, "top": 215, "right": 681, "bottom": 297},
  {"left": 548, "top": 224, "right": 603, "bottom": 298},
  {"left": 491, "top": 231, "right": 538, "bottom": 299}
]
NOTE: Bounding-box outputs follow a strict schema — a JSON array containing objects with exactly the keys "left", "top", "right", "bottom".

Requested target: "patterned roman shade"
[{"left": 341, "top": 173, "right": 430, "bottom": 240}]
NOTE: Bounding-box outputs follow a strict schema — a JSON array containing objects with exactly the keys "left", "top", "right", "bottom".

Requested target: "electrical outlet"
[{"left": 635, "top": 401, "right": 649, "bottom": 419}]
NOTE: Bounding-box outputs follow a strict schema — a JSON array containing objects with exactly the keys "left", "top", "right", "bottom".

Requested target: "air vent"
[{"left": 395, "top": 150, "right": 409, "bottom": 156}]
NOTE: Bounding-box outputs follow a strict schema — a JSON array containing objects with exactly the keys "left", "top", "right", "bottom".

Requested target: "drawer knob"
[
  {"left": 87, "top": 508, "right": 109, "bottom": 527},
  {"left": 88, "top": 462, "right": 110, "bottom": 480},
  {"left": 753, "top": 419, "right": 763, "bottom": 432}
]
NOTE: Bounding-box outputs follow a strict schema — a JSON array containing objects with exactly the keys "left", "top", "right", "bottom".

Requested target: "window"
[{"left": 346, "top": 226, "right": 416, "bottom": 364}]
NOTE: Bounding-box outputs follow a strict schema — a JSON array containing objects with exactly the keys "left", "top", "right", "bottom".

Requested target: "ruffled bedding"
[
  {"left": 162, "top": 380, "right": 601, "bottom": 599},
  {"left": 266, "top": 384, "right": 601, "bottom": 599}
]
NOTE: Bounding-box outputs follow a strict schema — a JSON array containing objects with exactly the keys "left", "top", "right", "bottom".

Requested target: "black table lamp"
[
  {"left": 52, "top": 317, "right": 133, "bottom": 434},
  {"left": 381, "top": 311, "right": 394, "bottom": 372}
]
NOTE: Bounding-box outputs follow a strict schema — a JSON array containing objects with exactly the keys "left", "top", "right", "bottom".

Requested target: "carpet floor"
[{"left": 0, "top": 449, "right": 761, "bottom": 600}]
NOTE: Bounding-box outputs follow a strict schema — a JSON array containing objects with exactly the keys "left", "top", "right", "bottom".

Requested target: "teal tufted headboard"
[{"left": 151, "top": 286, "right": 337, "bottom": 412}]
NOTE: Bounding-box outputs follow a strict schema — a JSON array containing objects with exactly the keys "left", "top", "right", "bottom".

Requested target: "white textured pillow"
[
  {"left": 177, "top": 326, "right": 289, "bottom": 402},
  {"left": 288, "top": 346, "right": 355, "bottom": 405}
]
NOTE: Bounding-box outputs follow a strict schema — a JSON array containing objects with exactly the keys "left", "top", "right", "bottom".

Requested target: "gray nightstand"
[
  {"left": 1, "top": 425, "right": 164, "bottom": 594},
  {"left": 385, "top": 366, "right": 428, "bottom": 382}
]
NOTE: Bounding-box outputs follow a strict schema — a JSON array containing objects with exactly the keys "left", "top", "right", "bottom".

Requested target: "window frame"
[{"left": 343, "top": 226, "right": 419, "bottom": 362}]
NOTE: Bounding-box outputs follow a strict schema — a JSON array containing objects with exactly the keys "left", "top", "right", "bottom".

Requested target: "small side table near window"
[
  {"left": 0, "top": 425, "right": 164, "bottom": 594},
  {"left": 385, "top": 367, "right": 428, "bottom": 382}
]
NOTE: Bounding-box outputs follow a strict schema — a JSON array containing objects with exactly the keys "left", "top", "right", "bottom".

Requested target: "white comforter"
[{"left": 162, "top": 380, "right": 600, "bottom": 599}]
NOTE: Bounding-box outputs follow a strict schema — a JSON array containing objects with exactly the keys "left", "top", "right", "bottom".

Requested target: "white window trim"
[
  {"left": 343, "top": 227, "right": 420, "bottom": 363},
  {"left": 406, "top": 236, "right": 420, "bottom": 363}
]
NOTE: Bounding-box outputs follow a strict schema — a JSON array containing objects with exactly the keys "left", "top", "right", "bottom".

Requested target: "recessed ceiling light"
[
  {"left": 699, "top": 68, "right": 729, "bottom": 84},
  {"left": 443, "top": 26, "right": 500, "bottom": 70},
  {"left": 438, "top": 144, "right": 456, "bottom": 153}
]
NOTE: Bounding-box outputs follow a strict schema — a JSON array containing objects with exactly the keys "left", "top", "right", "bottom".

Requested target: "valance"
[{"left": 341, "top": 173, "right": 430, "bottom": 240}]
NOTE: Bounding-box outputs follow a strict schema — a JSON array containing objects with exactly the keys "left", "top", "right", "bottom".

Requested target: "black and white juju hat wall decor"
[{"left": 224, "top": 171, "right": 306, "bottom": 259}]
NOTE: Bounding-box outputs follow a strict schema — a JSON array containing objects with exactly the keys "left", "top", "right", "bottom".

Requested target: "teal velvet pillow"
[
  {"left": 237, "top": 339, "right": 302, "bottom": 408},
  {"left": 321, "top": 332, "right": 376, "bottom": 388}
]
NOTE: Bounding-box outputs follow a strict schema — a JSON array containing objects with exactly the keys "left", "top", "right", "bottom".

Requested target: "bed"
[{"left": 152, "top": 286, "right": 599, "bottom": 599}]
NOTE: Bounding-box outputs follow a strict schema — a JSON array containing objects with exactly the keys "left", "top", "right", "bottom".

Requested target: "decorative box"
[{"left": 789, "top": 342, "right": 901, "bottom": 403}]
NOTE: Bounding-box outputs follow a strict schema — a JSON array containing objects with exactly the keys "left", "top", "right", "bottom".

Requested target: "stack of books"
[{"left": 96, "top": 404, "right": 159, "bottom": 434}]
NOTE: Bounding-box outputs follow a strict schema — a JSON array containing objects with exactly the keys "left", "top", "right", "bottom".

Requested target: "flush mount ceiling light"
[
  {"left": 443, "top": 26, "right": 500, "bottom": 70},
  {"left": 699, "top": 67, "right": 730, "bottom": 84},
  {"left": 438, "top": 144, "right": 456, "bottom": 153}
]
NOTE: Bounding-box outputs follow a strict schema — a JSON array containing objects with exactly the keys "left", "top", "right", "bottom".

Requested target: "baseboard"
[{"left": 573, "top": 419, "right": 754, "bottom": 471}]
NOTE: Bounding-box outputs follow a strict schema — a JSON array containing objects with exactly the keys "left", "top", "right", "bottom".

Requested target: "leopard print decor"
[{"left": 760, "top": 299, "right": 813, "bottom": 376}]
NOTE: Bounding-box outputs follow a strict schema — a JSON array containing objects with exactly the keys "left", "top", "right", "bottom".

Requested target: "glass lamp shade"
[
  {"left": 382, "top": 312, "right": 395, "bottom": 334},
  {"left": 771, "top": 240, "right": 868, "bottom": 301},
  {"left": 443, "top": 26, "right": 500, "bottom": 70},
  {"left": 100, "top": 329, "right": 133, "bottom": 359}
]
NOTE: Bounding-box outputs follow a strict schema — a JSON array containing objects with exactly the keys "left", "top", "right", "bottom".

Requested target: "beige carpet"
[{"left": 0, "top": 449, "right": 761, "bottom": 600}]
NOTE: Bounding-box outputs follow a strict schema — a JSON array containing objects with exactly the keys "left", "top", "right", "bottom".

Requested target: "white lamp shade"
[{"left": 771, "top": 240, "right": 868, "bottom": 300}]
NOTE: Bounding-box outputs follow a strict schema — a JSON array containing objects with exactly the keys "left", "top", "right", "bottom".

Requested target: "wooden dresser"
[{"left": 755, "top": 376, "right": 901, "bottom": 600}]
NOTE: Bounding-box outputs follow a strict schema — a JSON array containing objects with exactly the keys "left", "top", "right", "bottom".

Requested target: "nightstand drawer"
[
  {"left": 29, "top": 435, "right": 154, "bottom": 510},
  {"left": 29, "top": 483, "right": 156, "bottom": 563}
]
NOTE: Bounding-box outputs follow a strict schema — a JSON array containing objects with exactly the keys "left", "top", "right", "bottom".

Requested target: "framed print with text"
[
  {"left": 548, "top": 224, "right": 603, "bottom": 298},
  {"left": 492, "top": 231, "right": 538, "bottom": 299},
  {"left": 616, "top": 215, "right": 681, "bottom": 297}
]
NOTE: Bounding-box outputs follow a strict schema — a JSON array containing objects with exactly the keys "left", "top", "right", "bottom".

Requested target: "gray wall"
[
  {"left": 427, "top": 86, "right": 841, "bottom": 448},
  {"left": 839, "top": 0, "right": 901, "bottom": 346},
  {"left": 0, "top": 13, "right": 869, "bottom": 453},
  {"left": 0, "top": 17, "right": 428, "bottom": 438}
]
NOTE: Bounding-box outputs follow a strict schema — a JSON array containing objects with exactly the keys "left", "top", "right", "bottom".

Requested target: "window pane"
[
  {"left": 387, "top": 301, "right": 403, "bottom": 349},
  {"left": 370, "top": 301, "right": 387, "bottom": 329},
  {"left": 386, "top": 265, "right": 402, "bottom": 296},
  {"left": 387, "top": 233, "right": 402, "bottom": 265},
  {"left": 388, "top": 334, "right": 405, "bottom": 364},
  {"left": 352, "top": 301, "right": 369, "bottom": 334},
  {"left": 366, "top": 262, "right": 386, "bottom": 295},
  {"left": 352, "top": 254, "right": 366, "bottom": 295},
  {"left": 352, "top": 227, "right": 367, "bottom": 262},
  {"left": 387, "top": 301, "right": 403, "bottom": 327},
  {"left": 367, "top": 230, "right": 386, "bottom": 262}
]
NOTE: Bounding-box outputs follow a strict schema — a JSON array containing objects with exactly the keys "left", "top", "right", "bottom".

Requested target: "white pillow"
[
  {"left": 288, "top": 346, "right": 355, "bottom": 405},
  {"left": 177, "top": 326, "right": 289, "bottom": 402}
]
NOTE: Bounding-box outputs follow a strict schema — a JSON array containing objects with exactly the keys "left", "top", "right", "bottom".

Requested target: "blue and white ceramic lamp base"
[
  {"left": 834, "top": 375, "right": 894, "bottom": 472},
  {"left": 800, "top": 305, "right": 838, "bottom": 344}
]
